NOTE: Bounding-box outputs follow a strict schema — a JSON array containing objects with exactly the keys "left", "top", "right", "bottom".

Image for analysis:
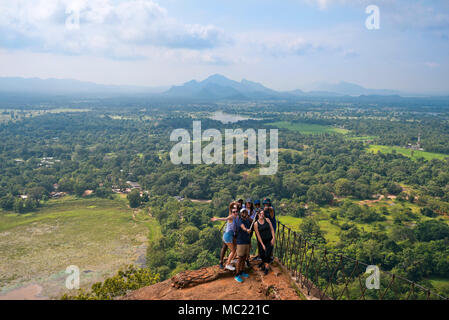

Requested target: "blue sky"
[{"left": 0, "top": 0, "right": 448, "bottom": 93}]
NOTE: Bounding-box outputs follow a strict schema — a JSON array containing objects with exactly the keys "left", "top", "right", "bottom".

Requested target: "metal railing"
[{"left": 274, "top": 221, "right": 448, "bottom": 300}]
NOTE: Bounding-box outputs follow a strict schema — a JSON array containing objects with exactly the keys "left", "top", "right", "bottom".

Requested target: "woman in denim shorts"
[{"left": 211, "top": 203, "right": 239, "bottom": 271}]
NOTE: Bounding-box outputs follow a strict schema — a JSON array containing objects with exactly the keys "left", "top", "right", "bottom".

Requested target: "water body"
[{"left": 209, "top": 111, "right": 253, "bottom": 124}]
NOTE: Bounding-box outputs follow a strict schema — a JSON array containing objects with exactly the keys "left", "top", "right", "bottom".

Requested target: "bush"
[
  {"left": 415, "top": 220, "right": 449, "bottom": 242},
  {"left": 182, "top": 226, "right": 200, "bottom": 244},
  {"left": 420, "top": 207, "right": 437, "bottom": 218},
  {"left": 127, "top": 189, "right": 141, "bottom": 208}
]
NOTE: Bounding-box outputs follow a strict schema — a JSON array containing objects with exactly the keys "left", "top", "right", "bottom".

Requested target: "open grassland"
[
  {"left": 367, "top": 145, "right": 449, "bottom": 161},
  {"left": 278, "top": 199, "right": 449, "bottom": 245},
  {"left": 268, "top": 121, "right": 349, "bottom": 135},
  {"left": 278, "top": 213, "right": 341, "bottom": 244},
  {"left": 0, "top": 196, "right": 158, "bottom": 299}
]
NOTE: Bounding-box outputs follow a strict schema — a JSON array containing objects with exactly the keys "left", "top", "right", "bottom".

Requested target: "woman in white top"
[{"left": 211, "top": 203, "right": 239, "bottom": 271}]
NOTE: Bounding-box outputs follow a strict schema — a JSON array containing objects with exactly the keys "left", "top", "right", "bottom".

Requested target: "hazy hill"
[
  {"left": 304, "top": 81, "right": 400, "bottom": 96},
  {"left": 1, "top": 75, "right": 445, "bottom": 105},
  {"left": 163, "top": 74, "right": 281, "bottom": 100}
]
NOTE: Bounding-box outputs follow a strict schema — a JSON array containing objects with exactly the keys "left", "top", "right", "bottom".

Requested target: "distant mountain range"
[
  {"left": 0, "top": 75, "right": 444, "bottom": 100},
  {"left": 301, "top": 81, "right": 400, "bottom": 96},
  {"left": 162, "top": 74, "right": 405, "bottom": 99}
]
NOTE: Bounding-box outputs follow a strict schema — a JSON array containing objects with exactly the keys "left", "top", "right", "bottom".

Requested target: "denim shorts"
[{"left": 223, "top": 231, "right": 234, "bottom": 244}]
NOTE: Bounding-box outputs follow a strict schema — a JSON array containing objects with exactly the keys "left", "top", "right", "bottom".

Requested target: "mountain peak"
[
  {"left": 165, "top": 74, "right": 278, "bottom": 100},
  {"left": 205, "top": 74, "right": 229, "bottom": 81}
]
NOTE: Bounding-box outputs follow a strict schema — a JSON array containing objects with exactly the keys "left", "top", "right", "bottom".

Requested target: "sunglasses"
[{"left": 232, "top": 210, "right": 238, "bottom": 213}]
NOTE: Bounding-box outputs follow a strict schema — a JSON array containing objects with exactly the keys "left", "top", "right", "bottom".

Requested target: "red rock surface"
[{"left": 122, "top": 260, "right": 302, "bottom": 300}]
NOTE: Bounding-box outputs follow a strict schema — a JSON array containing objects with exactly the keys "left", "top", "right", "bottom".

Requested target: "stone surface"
[{"left": 121, "top": 260, "right": 301, "bottom": 300}]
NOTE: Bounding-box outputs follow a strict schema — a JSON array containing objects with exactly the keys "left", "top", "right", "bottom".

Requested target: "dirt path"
[{"left": 0, "top": 284, "right": 46, "bottom": 300}]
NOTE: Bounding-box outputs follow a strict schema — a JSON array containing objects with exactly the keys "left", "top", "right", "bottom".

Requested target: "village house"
[{"left": 126, "top": 181, "right": 141, "bottom": 190}]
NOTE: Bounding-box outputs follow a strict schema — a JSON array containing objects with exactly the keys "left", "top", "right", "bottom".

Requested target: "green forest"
[{"left": 1, "top": 102, "right": 449, "bottom": 298}]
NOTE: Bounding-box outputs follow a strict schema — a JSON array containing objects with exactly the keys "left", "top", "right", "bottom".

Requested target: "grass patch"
[
  {"left": 278, "top": 148, "right": 303, "bottom": 155},
  {"left": 278, "top": 211, "right": 341, "bottom": 244},
  {"left": 268, "top": 121, "right": 349, "bottom": 135},
  {"left": 428, "top": 277, "right": 449, "bottom": 294},
  {"left": 0, "top": 196, "right": 158, "bottom": 299},
  {"left": 348, "top": 135, "right": 377, "bottom": 141},
  {"left": 367, "top": 145, "right": 449, "bottom": 161}
]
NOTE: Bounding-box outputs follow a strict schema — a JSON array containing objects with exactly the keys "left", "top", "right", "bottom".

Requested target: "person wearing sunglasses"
[{"left": 211, "top": 203, "right": 239, "bottom": 271}]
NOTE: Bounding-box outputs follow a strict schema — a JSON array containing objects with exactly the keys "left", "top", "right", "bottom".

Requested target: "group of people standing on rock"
[{"left": 211, "top": 197, "right": 276, "bottom": 283}]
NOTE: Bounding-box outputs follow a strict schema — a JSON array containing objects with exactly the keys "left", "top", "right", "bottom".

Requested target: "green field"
[
  {"left": 367, "top": 145, "right": 449, "bottom": 161},
  {"left": 429, "top": 277, "right": 449, "bottom": 296},
  {"left": 278, "top": 199, "right": 449, "bottom": 245},
  {"left": 0, "top": 196, "right": 158, "bottom": 299},
  {"left": 348, "top": 135, "right": 377, "bottom": 141},
  {"left": 268, "top": 121, "right": 349, "bottom": 135}
]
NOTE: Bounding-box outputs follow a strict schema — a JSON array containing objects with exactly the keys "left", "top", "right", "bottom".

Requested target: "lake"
[{"left": 209, "top": 111, "right": 252, "bottom": 124}]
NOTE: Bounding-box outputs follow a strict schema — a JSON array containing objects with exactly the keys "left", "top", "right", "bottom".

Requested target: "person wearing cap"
[
  {"left": 263, "top": 198, "right": 276, "bottom": 234},
  {"left": 245, "top": 198, "right": 256, "bottom": 220},
  {"left": 254, "top": 199, "right": 261, "bottom": 211},
  {"left": 234, "top": 208, "right": 252, "bottom": 283}
]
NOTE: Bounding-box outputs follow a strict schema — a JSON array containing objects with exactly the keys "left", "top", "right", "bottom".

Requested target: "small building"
[
  {"left": 50, "top": 192, "right": 65, "bottom": 199},
  {"left": 126, "top": 181, "right": 141, "bottom": 190},
  {"left": 406, "top": 134, "right": 424, "bottom": 151}
]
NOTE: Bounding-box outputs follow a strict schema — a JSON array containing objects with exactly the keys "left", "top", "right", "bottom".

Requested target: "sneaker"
[
  {"left": 225, "top": 264, "right": 235, "bottom": 271},
  {"left": 252, "top": 256, "right": 262, "bottom": 261},
  {"left": 241, "top": 272, "right": 249, "bottom": 278},
  {"left": 258, "top": 262, "right": 264, "bottom": 269},
  {"left": 219, "top": 262, "right": 224, "bottom": 269},
  {"left": 234, "top": 275, "right": 244, "bottom": 283},
  {"left": 264, "top": 268, "right": 269, "bottom": 275}
]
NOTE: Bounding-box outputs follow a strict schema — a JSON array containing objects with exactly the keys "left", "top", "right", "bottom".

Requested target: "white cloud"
[
  {"left": 243, "top": 31, "right": 346, "bottom": 58},
  {"left": 0, "top": 0, "right": 228, "bottom": 58}
]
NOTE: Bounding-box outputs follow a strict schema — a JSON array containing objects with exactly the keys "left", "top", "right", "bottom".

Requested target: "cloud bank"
[{"left": 0, "top": 0, "right": 229, "bottom": 58}]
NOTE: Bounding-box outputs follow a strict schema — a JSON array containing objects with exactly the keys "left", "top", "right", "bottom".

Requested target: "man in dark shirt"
[{"left": 235, "top": 208, "right": 252, "bottom": 283}]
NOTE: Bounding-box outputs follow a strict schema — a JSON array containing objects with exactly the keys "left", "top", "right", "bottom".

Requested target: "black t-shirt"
[
  {"left": 257, "top": 219, "right": 272, "bottom": 241},
  {"left": 236, "top": 218, "right": 252, "bottom": 245}
]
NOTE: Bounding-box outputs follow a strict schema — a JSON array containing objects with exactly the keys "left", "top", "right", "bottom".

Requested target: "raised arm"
[{"left": 211, "top": 215, "right": 232, "bottom": 222}]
